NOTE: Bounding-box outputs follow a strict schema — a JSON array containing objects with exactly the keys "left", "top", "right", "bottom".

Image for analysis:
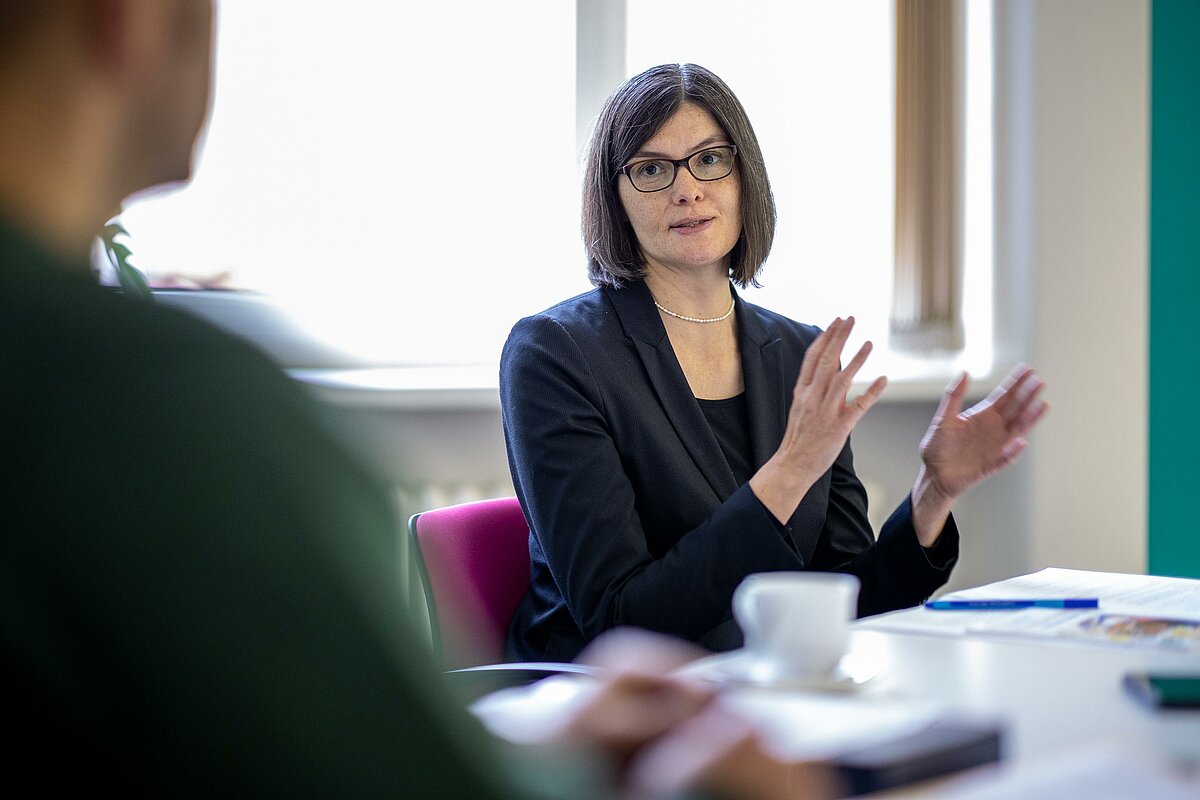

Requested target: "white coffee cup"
[{"left": 732, "top": 571, "right": 860, "bottom": 683}]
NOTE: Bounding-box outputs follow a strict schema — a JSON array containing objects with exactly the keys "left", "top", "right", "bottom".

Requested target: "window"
[
  {"left": 625, "top": 0, "right": 993, "bottom": 380},
  {"left": 121, "top": 1, "right": 992, "bottom": 386},
  {"left": 122, "top": 1, "right": 583, "bottom": 367}
]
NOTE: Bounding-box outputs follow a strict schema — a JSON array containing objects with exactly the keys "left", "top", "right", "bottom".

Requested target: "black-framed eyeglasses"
[{"left": 618, "top": 145, "right": 738, "bottom": 193}]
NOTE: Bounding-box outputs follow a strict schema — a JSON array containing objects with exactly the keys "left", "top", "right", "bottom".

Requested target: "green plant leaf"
[
  {"left": 103, "top": 222, "right": 129, "bottom": 240},
  {"left": 115, "top": 260, "right": 154, "bottom": 302},
  {"left": 108, "top": 242, "right": 133, "bottom": 261},
  {"left": 100, "top": 217, "right": 154, "bottom": 304}
]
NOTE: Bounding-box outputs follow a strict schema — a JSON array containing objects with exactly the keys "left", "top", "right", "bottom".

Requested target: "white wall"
[
  {"left": 319, "top": 0, "right": 1150, "bottom": 594},
  {"left": 823, "top": 0, "right": 1149, "bottom": 591},
  {"left": 1005, "top": 0, "right": 1148, "bottom": 575},
  {"left": 849, "top": 0, "right": 1149, "bottom": 589}
]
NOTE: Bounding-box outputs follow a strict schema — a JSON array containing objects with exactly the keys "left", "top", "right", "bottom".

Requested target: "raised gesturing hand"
[
  {"left": 778, "top": 316, "right": 888, "bottom": 480},
  {"left": 918, "top": 364, "right": 1049, "bottom": 502},
  {"left": 751, "top": 317, "right": 887, "bottom": 524}
]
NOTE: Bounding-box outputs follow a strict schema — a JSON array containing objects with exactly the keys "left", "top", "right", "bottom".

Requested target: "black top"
[
  {"left": 0, "top": 217, "right": 532, "bottom": 797},
  {"left": 698, "top": 391, "right": 955, "bottom": 572},
  {"left": 500, "top": 280, "right": 959, "bottom": 662},
  {"left": 697, "top": 393, "right": 797, "bottom": 553},
  {"left": 697, "top": 393, "right": 755, "bottom": 487}
]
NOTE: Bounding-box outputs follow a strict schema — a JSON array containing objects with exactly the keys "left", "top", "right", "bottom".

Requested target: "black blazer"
[{"left": 500, "top": 280, "right": 957, "bottom": 662}]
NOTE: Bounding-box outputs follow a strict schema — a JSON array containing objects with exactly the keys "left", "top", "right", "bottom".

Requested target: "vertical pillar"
[{"left": 1149, "top": 0, "right": 1200, "bottom": 577}]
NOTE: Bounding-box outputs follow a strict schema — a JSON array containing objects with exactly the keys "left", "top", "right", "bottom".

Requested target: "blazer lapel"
[
  {"left": 735, "top": 292, "right": 786, "bottom": 470},
  {"left": 738, "top": 295, "right": 826, "bottom": 565},
  {"left": 605, "top": 282, "right": 739, "bottom": 500}
]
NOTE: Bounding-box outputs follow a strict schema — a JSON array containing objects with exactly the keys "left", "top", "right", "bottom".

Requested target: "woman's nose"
[{"left": 670, "top": 167, "right": 704, "bottom": 204}]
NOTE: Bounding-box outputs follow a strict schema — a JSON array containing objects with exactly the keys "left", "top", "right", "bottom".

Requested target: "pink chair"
[
  {"left": 408, "top": 497, "right": 589, "bottom": 694},
  {"left": 408, "top": 496, "right": 531, "bottom": 668}
]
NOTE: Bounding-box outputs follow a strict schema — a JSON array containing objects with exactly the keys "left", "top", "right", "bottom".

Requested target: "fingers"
[
  {"left": 799, "top": 316, "right": 855, "bottom": 390},
  {"left": 628, "top": 702, "right": 844, "bottom": 800},
  {"left": 973, "top": 365, "right": 1049, "bottom": 438},
  {"left": 849, "top": 374, "right": 888, "bottom": 415},
  {"left": 797, "top": 317, "right": 840, "bottom": 387},
  {"left": 840, "top": 340, "right": 874, "bottom": 386},
  {"left": 1006, "top": 376, "right": 1043, "bottom": 419},
  {"left": 1010, "top": 396, "right": 1050, "bottom": 438},
  {"left": 999, "top": 436, "right": 1028, "bottom": 467},
  {"left": 988, "top": 363, "right": 1036, "bottom": 415},
  {"left": 625, "top": 703, "right": 800, "bottom": 800},
  {"left": 934, "top": 371, "right": 969, "bottom": 422},
  {"left": 561, "top": 670, "right": 715, "bottom": 762},
  {"left": 569, "top": 627, "right": 716, "bottom": 760},
  {"left": 797, "top": 317, "right": 883, "bottom": 397},
  {"left": 832, "top": 327, "right": 887, "bottom": 413},
  {"left": 993, "top": 368, "right": 1048, "bottom": 433},
  {"left": 995, "top": 362, "right": 1035, "bottom": 394},
  {"left": 819, "top": 317, "right": 855, "bottom": 387},
  {"left": 625, "top": 702, "right": 761, "bottom": 794},
  {"left": 792, "top": 317, "right": 886, "bottom": 424}
]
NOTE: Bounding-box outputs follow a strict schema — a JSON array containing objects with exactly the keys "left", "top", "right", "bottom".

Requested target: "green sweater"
[{"left": 0, "top": 218, "right": 561, "bottom": 797}]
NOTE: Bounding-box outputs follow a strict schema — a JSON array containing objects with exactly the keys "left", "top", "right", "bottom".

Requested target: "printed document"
[{"left": 859, "top": 568, "right": 1200, "bottom": 652}]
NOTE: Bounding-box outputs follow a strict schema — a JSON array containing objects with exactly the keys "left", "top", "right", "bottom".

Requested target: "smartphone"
[{"left": 1122, "top": 672, "right": 1200, "bottom": 709}]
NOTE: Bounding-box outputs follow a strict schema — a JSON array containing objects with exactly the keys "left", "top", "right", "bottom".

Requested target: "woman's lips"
[{"left": 670, "top": 217, "right": 714, "bottom": 235}]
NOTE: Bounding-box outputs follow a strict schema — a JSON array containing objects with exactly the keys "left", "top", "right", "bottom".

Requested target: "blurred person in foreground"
[
  {"left": 0, "top": 2, "right": 837, "bottom": 797},
  {"left": 500, "top": 64, "right": 1049, "bottom": 661}
]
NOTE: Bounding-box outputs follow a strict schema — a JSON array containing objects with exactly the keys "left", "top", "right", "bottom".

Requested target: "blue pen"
[{"left": 924, "top": 598, "right": 1099, "bottom": 610}]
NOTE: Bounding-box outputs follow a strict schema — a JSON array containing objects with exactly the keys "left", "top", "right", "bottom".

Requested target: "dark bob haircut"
[{"left": 583, "top": 63, "right": 776, "bottom": 289}]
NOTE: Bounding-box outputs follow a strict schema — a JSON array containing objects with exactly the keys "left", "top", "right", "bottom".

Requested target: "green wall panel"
[{"left": 1149, "top": 0, "right": 1200, "bottom": 577}]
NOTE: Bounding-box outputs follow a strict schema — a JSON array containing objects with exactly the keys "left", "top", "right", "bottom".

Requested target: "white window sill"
[
  {"left": 289, "top": 362, "right": 1002, "bottom": 411},
  {"left": 158, "top": 290, "right": 1000, "bottom": 411},
  {"left": 289, "top": 366, "right": 502, "bottom": 410}
]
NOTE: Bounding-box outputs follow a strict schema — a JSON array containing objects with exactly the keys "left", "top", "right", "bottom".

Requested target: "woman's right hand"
[{"left": 750, "top": 317, "right": 887, "bottom": 524}]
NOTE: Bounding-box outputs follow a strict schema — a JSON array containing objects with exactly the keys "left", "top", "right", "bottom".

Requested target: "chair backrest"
[{"left": 408, "top": 497, "right": 531, "bottom": 670}]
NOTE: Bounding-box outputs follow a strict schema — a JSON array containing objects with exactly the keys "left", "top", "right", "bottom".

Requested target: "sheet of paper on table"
[{"left": 859, "top": 568, "right": 1200, "bottom": 653}]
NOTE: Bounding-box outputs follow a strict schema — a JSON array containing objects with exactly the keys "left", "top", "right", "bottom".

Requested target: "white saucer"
[{"left": 696, "top": 655, "right": 877, "bottom": 692}]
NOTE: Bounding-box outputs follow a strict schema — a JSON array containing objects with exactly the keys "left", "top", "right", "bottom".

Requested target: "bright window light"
[
  {"left": 628, "top": 0, "right": 993, "bottom": 381},
  {"left": 121, "top": 1, "right": 582, "bottom": 366},
  {"left": 122, "top": 1, "right": 992, "bottom": 381}
]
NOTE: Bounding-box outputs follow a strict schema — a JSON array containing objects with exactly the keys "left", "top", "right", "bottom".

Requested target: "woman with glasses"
[{"left": 499, "top": 63, "right": 1047, "bottom": 662}]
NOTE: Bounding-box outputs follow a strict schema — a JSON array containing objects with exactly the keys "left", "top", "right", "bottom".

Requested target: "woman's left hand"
[
  {"left": 911, "top": 365, "right": 1048, "bottom": 546},
  {"left": 919, "top": 364, "right": 1049, "bottom": 502}
]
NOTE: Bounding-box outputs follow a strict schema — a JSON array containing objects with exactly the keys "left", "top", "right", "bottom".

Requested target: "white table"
[
  {"left": 476, "top": 582, "right": 1200, "bottom": 796},
  {"left": 850, "top": 614, "right": 1200, "bottom": 763},
  {"left": 813, "top": 610, "right": 1198, "bottom": 796}
]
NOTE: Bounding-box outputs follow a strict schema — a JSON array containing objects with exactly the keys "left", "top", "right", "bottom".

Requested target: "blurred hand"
[
  {"left": 752, "top": 316, "right": 887, "bottom": 523},
  {"left": 559, "top": 629, "right": 840, "bottom": 800},
  {"left": 919, "top": 364, "right": 1049, "bottom": 501},
  {"left": 627, "top": 700, "right": 842, "bottom": 800},
  {"left": 561, "top": 629, "right": 715, "bottom": 768}
]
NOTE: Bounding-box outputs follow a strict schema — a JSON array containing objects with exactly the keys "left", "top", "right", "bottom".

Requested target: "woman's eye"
[{"left": 635, "top": 162, "right": 663, "bottom": 178}]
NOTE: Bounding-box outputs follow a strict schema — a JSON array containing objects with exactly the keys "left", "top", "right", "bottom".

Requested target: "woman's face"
[{"left": 617, "top": 103, "right": 742, "bottom": 281}]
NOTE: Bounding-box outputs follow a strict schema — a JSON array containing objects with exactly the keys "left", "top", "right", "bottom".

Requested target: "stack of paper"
[{"left": 860, "top": 568, "right": 1200, "bottom": 652}]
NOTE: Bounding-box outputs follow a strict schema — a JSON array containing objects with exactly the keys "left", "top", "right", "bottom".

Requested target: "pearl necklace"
[{"left": 652, "top": 295, "right": 736, "bottom": 324}]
